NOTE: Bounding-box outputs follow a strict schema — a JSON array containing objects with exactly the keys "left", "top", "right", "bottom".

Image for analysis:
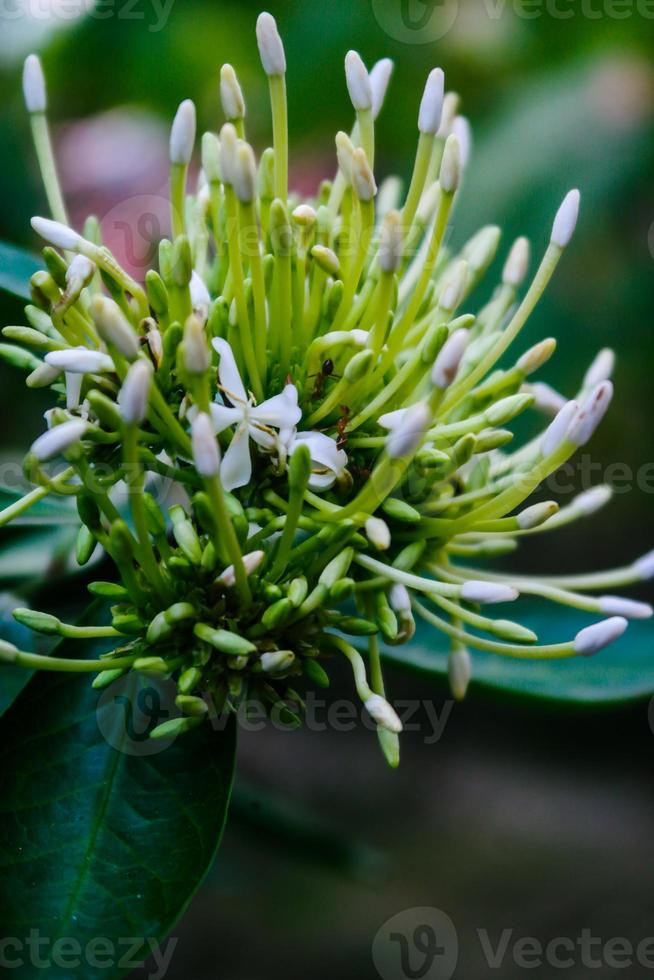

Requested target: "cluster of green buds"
[{"left": 1, "top": 12, "right": 652, "bottom": 765}]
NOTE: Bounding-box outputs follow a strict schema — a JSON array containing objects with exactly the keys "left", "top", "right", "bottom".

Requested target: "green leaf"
[
  {"left": 0, "top": 483, "right": 78, "bottom": 526},
  {"left": 382, "top": 606, "right": 654, "bottom": 705},
  {"left": 0, "top": 607, "right": 237, "bottom": 979},
  {"left": 0, "top": 526, "right": 82, "bottom": 582},
  {"left": 0, "top": 241, "right": 41, "bottom": 300},
  {"left": 0, "top": 593, "right": 37, "bottom": 715}
]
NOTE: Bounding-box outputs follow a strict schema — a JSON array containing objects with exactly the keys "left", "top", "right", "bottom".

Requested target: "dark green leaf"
[
  {"left": 0, "top": 606, "right": 237, "bottom": 979},
  {"left": 382, "top": 606, "right": 654, "bottom": 705},
  {"left": 0, "top": 526, "right": 82, "bottom": 582},
  {"left": 0, "top": 241, "right": 41, "bottom": 301},
  {"left": 0, "top": 593, "right": 36, "bottom": 715},
  {"left": 0, "top": 483, "right": 78, "bottom": 527}
]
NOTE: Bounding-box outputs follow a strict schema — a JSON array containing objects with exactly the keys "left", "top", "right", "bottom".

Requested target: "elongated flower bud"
[
  {"left": 220, "top": 64, "right": 245, "bottom": 121},
  {"left": 599, "top": 596, "right": 652, "bottom": 620},
  {"left": 311, "top": 244, "right": 340, "bottom": 278},
  {"left": 351, "top": 148, "right": 377, "bottom": 202},
  {"left": 567, "top": 381, "right": 613, "bottom": 447},
  {"left": 233, "top": 142, "right": 257, "bottom": 203},
  {"left": 583, "top": 348, "right": 615, "bottom": 388},
  {"left": 31, "top": 217, "right": 82, "bottom": 252},
  {"left": 527, "top": 381, "right": 567, "bottom": 417},
  {"left": 431, "top": 329, "right": 469, "bottom": 389},
  {"left": 90, "top": 296, "right": 139, "bottom": 360},
  {"left": 183, "top": 315, "right": 210, "bottom": 375},
  {"left": 551, "top": 189, "right": 580, "bottom": 248},
  {"left": 516, "top": 501, "right": 558, "bottom": 530},
  {"left": 65, "top": 255, "right": 95, "bottom": 292},
  {"left": 217, "top": 550, "right": 265, "bottom": 587},
  {"left": 503, "top": 236, "right": 530, "bottom": 286},
  {"left": 23, "top": 54, "right": 46, "bottom": 113},
  {"left": 335, "top": 131, "right": 355, "bottom": 182},
  {"left": 31, "top": 420, "right": 87, "bottom": 461},
  {"left": 190, "top": 271, "right": 211, "bottom": 321},
  {"left": 452, "top": 115, "right": 472, "bottom": 168},
  {"left": 540, "top": 400, "right": 578, "bottom": 457},
  {"left": 219, "top": 123, "right": 239, "bottom": 185},
  {"left": 438, "top": 260, "right": 468, "bottom": 313},
  {"left": 169, "top": 99, "right": 196, "bottom": 165},
  {"left": 574, "top": 616, "right": 627, "bottom": 656},
  {"left": 369, "top": 58, "right": 394, "bottom": 119},
  {"left": 460, "top": 581, "right": 518, "bottom": 604},
  {"left": 46, "top": 347, "right": 114, "bottom": 374},
  {"left": 516, "top": 338, "right": 556, "bottom": 376},
  {"left": 418, "top": 67, "right": 444, "bottom": 135},
  {"left": 386, "top": 403, "right": 431, "bottom": 459},
  {"left": 345, "top": 50, "right": 373, "bottom": 111},
  {"left": 261, "top": 650, "right": 295, "bottom": 673},
  {"left": 192, "top": 412, "right": 221, "bottom": 478},
  {"left": 439, "top": 134, "right": 461, "bottom": 194},
  {"left": 365, "top": 516, "right": 391, "bottom": 551},
  {"left": 202, "top": 132, "right": 222, "bottom": 183},
  {"left": 448, "top": 646, "right": 471, "bottom": 701},
  {"left": 365, "top": 694, "right": 403, "bottom": 733},
  {"left": 118, "top": 359, "right": 152, "bottom": 425},
  {"left": 634, "top": 550, "right": 654, "bottom": 581},
  {"left": 378, "top": 210, "right": 403, "bottom": 274},
  {"left": 256, "top": 12, "right": 286, "bottom": 76}
]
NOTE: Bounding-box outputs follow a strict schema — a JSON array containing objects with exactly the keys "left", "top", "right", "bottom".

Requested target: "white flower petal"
[
  {"left": 378, "top": 408, "right": 408, "bottom": 430},
  {"left": 248, "top": 423, "right": 276, "bottom": 451},
  {"left": 209, "top": 401, "right": 244, "bottom": 434},
  {"left": 220, "top": 423, "right": 252, "bottom": 491},
  {"left": 212, "top": 338, "right": 247, "bottom": 403},
  {"left": 251, "top": 384, "right": 301, "bottom": 428},
  {"left": 293, "top": 431, "right": 347, "bottom": 474}
]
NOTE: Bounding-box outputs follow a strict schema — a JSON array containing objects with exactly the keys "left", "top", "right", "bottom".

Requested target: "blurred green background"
[{"left": 1, "top": 1, "right": 653, "bottom": 977}]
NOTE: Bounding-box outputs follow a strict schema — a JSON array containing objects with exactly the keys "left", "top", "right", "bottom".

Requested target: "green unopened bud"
[
  {"left": 311, "top": 244, "right": 341, "bottom": 278},
  {"left": 325, "top": 280, "right": 344, "bottom": 319},
  {"left": 150, "top": 715, "right": 203, "bottom": 739},
  {"left": 378, "top": 728, "right": 400, "bottom": 768},
  {"left": 329, "top": 577, "right": 355, "bottom": 602},
  {"left": 145, "top": 270, "right": 170, "bottom": 318},
  {"left": 421, "top": 323, "right": 449, "bottom": 364},
  {"left": 374, "top": 591, "right": 399, "bottom": 643},
  {"left": 381, "top": 498, "right": 421, "bottom": 524},
  {"left": 76, "top": 524, "right": 97, "bottom": 566},
  {"left": 448, "top": 646, "right": 471, "bottom": 700},
  {"left": 183, "top": 314, "right": 210, "bottom": 375},
  {"left": 112, "top": 612, "right": 146, "bottom": 635},
  {"left": 287, "top": 577, "right": 308, "bottom": 607},
  {"left": 0, "top": 344, "right": 41, "bottom": 373},
  {"left": 170, "top": 507, "right": 203, "bottom": 564},
  {"left": 194, "top": 623, "right": 256, "bottom": 655},
  {"left": 262, "top": 598, "right": 294, "bottom": 629},
  {"left": 260, "top": 650, "right": 295, "bottom": 673},
  {"left": 303, "top": 658, "right": 330, "bottom": 688},
  {"left": 474, "top": 429, "right": 513, "bottom": 453},
  {"left": 485, "top": 393, "right": 533, "bottom": 427},
  {"left": 288, "top": 442, "right": 311, "bottom": 491},
  {"left": 146, "top": 611, "right": 173, "bottom": 644},
  {"left": 344, "top": 349, "right": 374, "bottom": 383},
  {"left": 13, "top": 608, "right": 60, "bottom": 635},
  {"left": 110, "top": 520, "right": 135, "bottom": 563},
  {"left": 393, "top": 540, "right": 426, "bottom": 572},
  {"left": 77, "top": 493, "right": 102, "bottom": 531},
  {"left": 92, "top": 667, "right": 128, "bottom": 690},
  {"left": 172, "top": 236, "right": 193, "bottom": 287},
  {"left": 142, "top": 493, "right": 167, "bottom": 537},
  {"left": 258, "top": 147, "right": 275, "bottom": 201},
  {"left": 90, "top": 295, "right": 139, "bottom": 360},
  {"left": 2, "top": 326, "right": 59, "bottom": 352},
  {"left": 319, "top": 547, "right": 354, "bottom": 588},
  {"left": 88, "top": 581, "right": 129, "bottom": 599},
  {"left": 175, "top": 694, "right": 208, "bottom": 716},
  {"left": 86, "top": 390, "right": 122, "bottom": 429},
  {"left": 328, "top": 613, "right": 378, "bottom": 636},
  {"left": 178, "top": 666, "right": 203, "bottom": 694},
  {"left": 269, "top": 199, "right": 293, "bottom": 257},
  {"left": 133, "top": 656, "right": 171, "bottom": 676}
]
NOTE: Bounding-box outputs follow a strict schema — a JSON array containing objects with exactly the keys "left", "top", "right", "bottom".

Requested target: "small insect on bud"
[
  {"left": 31, "top": 419, "right": 87, "bottom": 462},
  {"left": 460, "top": 581, "right": 519, "bottom": 604},
  {"left": 183, "top": 315, "right": 210, "bottom": 375},
  {"left": 431, "top": 328, "right": 469, "bottom": 389},
  {"left": 169, "top": 99, "right": 196, "bottom": 166},
  {"left": 583, "top": 348, "right": 615, "bottom": 388},
  {"left": 369, "top": 57, "right": 394, "bottom": 119},
  {"left": 217, "top": 550, "right": 265, "bottom": 587},
  {"left": 551, "top": 188, "right": 581, "bottom": 248},
  {"left": 517, "top": 501, "right": 558, "bottom": 530},
  {"left": 90, "top": 295, "right": 140, "bottom": 360},
  {"left": 45, "top": 347, "right": 114, "bottom": 374},
  {"left": 540, "top": 399, "right": 578, "bottom": 457},
  {"left": 202, "top": 132, "right": 222, "bottom": 183},
  {"left": 567, "top": 381, "right": 613, "bottom": 447},
  {"left": 192, "top": 412, "right": 221, "bottom": 478},
  {"left": 351, "top": 147, "right": 377, "bottom": 202},
  {"left": 118, "top": 359, "right": 153, "bottom": 426},
  {"left": 599, "top": 596, "right": 653, "bottom": 620},
  {"left": 256, "top": 11, "right": 286, "bottom": 76},
  {"left": 31, "top": 217, "right": 83, "bottom": 252},
  {"left": 439, "top": 260, "right": 468, "bottom": 313},
  {"left": 220, "top": 64, "right": 245, "bottom": 121},
  {"left": 503, "top": 236, "right": 531, "bottom": 287},
  {"left": 365, "top": 516, "right": 391, "bottom": 551},
  {"left": 439, "top": 133, "right": 461, "bottom": 194},
  {"left": 219, "top": 123, "right": 239, "bottom": 186},
  {"left": 345, "top": 50, "right": 373, "bottom": 111},
  {"left": 233, "top": 142, "right": 257, "bottom": 204},
  {"left": 311, "top": 244, "right": 341, "bottom": 278},
  {"left": 516, "top": 338, "right": 557, "bottom": 377},
  {"left": 574, "top": 616, "right": 627, "bottom": 656},
  {"left": 379, "top": 210, "right": 403, "bottom": 274},
  {"left": 23, "top": 54, "right": 46, "bottom": 113},
  {"left": 386, "top": 403, "right": 431, "bottom": 459},
  {"left": 260, "top": 650, "right": 295, "bottom": 673},
  {"left": 335, "top": 131, "right": 355, "bottom": 183},
  {"left": 452, "top": 115, "right": 472, "bottom": 168},
  {"left": 448, "top": 646, "right": 472, "bottom": 701},
  {"left": 364, "top": 694, "right": 403, "bottom": 734},
  {"left": 418, "top": 67, "right": 445, "bottom": 135}
]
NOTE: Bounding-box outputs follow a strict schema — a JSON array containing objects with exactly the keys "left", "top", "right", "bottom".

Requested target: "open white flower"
[
  {"left": 284, "top": 429, "right": 348, "bottom": 491},
  {"left": 207, "top": 338, "right": 301, "bottom": 491}
]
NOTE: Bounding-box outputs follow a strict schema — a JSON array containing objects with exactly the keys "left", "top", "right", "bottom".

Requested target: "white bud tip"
[
  {"left": 23, "top": 54, "right": 46, "bottom": 114},
  {"left": 219, "top": 123, "right": 239, "bottom": 185},
  {"left": 634, "top": 549, "right": 654, "bottom": 581},
  {"left": 439, "top": 134, "right": 461, "bottom": 194},
  {"left": 418, "top": 67, "right": 445, "bottom": 135},
  {"left": 292, "top": 204, "right": 317, "bottom": 226},
  {"left": 567, "top": 381, "right": 613, "bottom": 447},
  {"left": 352, "top": 148, "right": 377, "bottom": 202},
  {"left": 516, "top": 339, "right": 556, "bottom": 377},
  {"left": 31, "top": 420, "right": 87, "bottom": 462},
  {"left": 243, "top": 550, "right": 265, "bottom": 575},
  {"left": 369, "top": 58, "right": 394, "bottom": 120},
  {"left": 256, "top": 12, "right": 286, "bottom": 76},
  {"left": 527, "top": 381, "right": 567, "bottom": 417},
  {"left": 31, "top": 217, "right": 82, "bottom": 252},
  {"left": 389, "top": 583, "right": 411, "bottom": 613},
  {"left": 45, "top": 347, "right": 114, "bottom": 374},
  {"left": 220, "top": 64, "right": 245, "bottom": 121},
  {"left": 261, "top": 650, "right": 295, "bottom": 673},
  {"left": 90, "top": 296, "right": 140, "bottom": 360},
  {"left": 573, "top": 485, "right": 612, "bottom": 516},
  {"left": 599, "top": 597, "right": 653, "bottom": 621},
  {"left": 233, "top": 143, "right": 257, "bottom": 204},
  {"left": 191, "top": 412, "right": 221, "bottom": 478},
  {"left": 438, "top": 260, "right": 468, "bottom": 313},
  {"left": 451, "top": 115, "right": 472, "bottom": 168},
  {"left": 118, "top": 360, "right": 153, "bottom": 426},
  {"left": 583, "top": 348, "right": 615, "bottom": 388},
  {"left": 345, "top": 50, "right": 373, "bottom": 111},
  {"left": 540, "top": 400, "right": 578, "bottom": 457},
  {"left": 365, "top": 516, "right": 391, "bottom": 551},
  {"left": 517, "top": 501, "right": 558, "bottom": 530},
  {"left": 65, "top": 254, "right": 95, "bottom": 290},
  {"left": 365, "top": 694, "right": 403, "bottom": 734},
  {"left": 190, "top": 271, "right": 211, "bottom": 321},
  {"left": 460, "top": 581, "right": 519, "bottom": 604},
  {"left": 502, "top": 237, "right": 531, "bottom": 287},
  {"left": 448, "top": 647, "right": 472, "bottom": 701},
  {"left": 386, "top": 403, "right": 431, "bottom": 459},
  {"left": 432, "top": 328, "right": 469, "bottom": 389},
  {"left": 170, "top": 99, "right": 196, "bottom": 166},
  {"left": 378, "top": 210, "right": 403, "bottom": 274},
  {"left": 551, "top": 188, "right": 581, "bottom": 248},
  {"left": 574, "top": 616, "right": 627, "bottom": 657}
]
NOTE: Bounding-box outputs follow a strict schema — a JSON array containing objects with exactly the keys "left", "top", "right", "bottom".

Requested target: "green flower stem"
[
  {"left": 353, "top": 553, "right": 461, "bottom": 599},
  {"left": 268, "top": 455, "right": 311, "bottom": 582},
  {"left": 366, "top": 271, "right": 395, "bottom": 355},
  {"left": 402, "top": 132, "right": 434, "bottom": 231},
  {"left": 170, "top": 163, "right": 188, "bottom": 239},
  {"left": 247, "top": 514, "right": 318, "bottom": 549},
  {"left": 30, "top": 113, "right": 68, "bottom": 225},
  {"left": 346, "top": 339, "right": 429, "bottom": 432},
  {"left": 272, "top": 239, "right": 293, "bottom": 378},
  {"left": 80, "top": 243, "right": 149, "bottom": 320},
  {"left": 239, "top": 199, "right": 268, "bottom": 379},
  {"left": 0, "top": 645, "right": 138, "bottom": 672},
  {"left": 123, "top": 426, "right": 173, "bottom": 603},
  {"left": 357, "top": 107, "right": 375, "bottom": 168},
  {"left": 60, "top": 623, "right": 123, "bottom": 639},
  {"left": 224, "top": 186, "right": 263, "bottom": 400},
  {"left": 204, "top": 474, "right": 252, "bottom": 606},
  {"left": 148, "top": 384, "right": 193, "bottom": 458},
  {"left": 304, "top": 265, "right": 331, "bottom": 339},
  {"left": 0, "top": 466, "right": 76, "bottom": 527},
  {"left": 331, "top": 199, "right": 375, "bottom": 333},
  {"left": 430, "top": 594, "right": 537, "bottom": 644},
  {"left": 325, "top": 635, "right": 373, "bottom": 701},
  {"left": 268, "top": 73, "right": 288, "bottom": 202}
]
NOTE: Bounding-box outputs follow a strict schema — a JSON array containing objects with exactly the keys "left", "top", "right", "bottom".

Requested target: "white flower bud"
[
  {"left": 202, "top": 132, "right": 222, "bottom": 183},
  {"left": 233, "top": 142, "right": 257, "bottom": 204},
  {"left": 90, "top": 296, "right": 139, "bottom": 360},
  {"left": 217, "top": 550, "right": 265, "bottom": 587},
  {"left": 183, "top": 316, "right": 210, "bottom": 375},
  {"left": 448, "top": 646, "right": 471, "bottom": 701},
  {"left": 551, "top": 188, "right": 581, "bottom": 248},
  {"left": 574, "top": 616, "right": 627, "bottom": 656},
  {"left": 583, "top": 348, "right": 615, "bottom": 388},
  {"left": 46, "top": 347, "right": 114, "bottom": 374},
  {"left": 220, "top": 64, "right": 245, "bottom": 121},
  {"left": 516, "top": 501, "right": 558, "bottom": 530},
  {"left": 439, "top": 134, "right": 461, "bottom": 194},
  {"left": 599, "top": 597, "right": 652, "bottom": 620},
  {"left": 23, "top": 54, "right": 46, "bottom": 113},
  {"left": 460, "top": 581, "right": 519, "bottom": 604},
  {"left": 169, "top": 99, "right": 196, "bottom": 166},
  {"left": 311, "top": 245, "right": 341, "bottom": 278},
  {"left": 389, "top": 583, "right": 411, "bottom": 613},
  {"left": 452, "top": 115, "right": 472, "bottom": 167},
  {"left": 634, "top": 549, "right": 654, "bottom": 581},
  {"left": 345, "top": 50, "right": 373, "bottom": 111},
  {"left": 418, "top": 67, "right": 444, "bottom": 135},
  {"left": 438, "top": 260, "right": 468, "bottom": 313},
  {"left": 386, "top": 403, "right": 431, "bottom": 459},
  {"left": 219, "top": 123, "right": 239, "bottom": 186},
  {"left": 378, "top": 210, "right": 403, "bottom": 274},
  {"left": 351, "top": 148, "right": 377, "bottom": 202},
  {"left": 335, "top": 131, "right": 355, "bottom": 182},
  {"left": 502, "top": 236, "right": 530, "bottom": 286},
  {"left": 31, "top": 217, "right": 83, "bottom": 252},
  {"left": 190, "top": 271, "right": 211, "bottom": 322},
  {"left": 118, "top": 359, "right": 152, "bottom": 426},
  {"left": 369, "top": 58, "right": 394, "bottom": 119},
  {"left": 365, "top": 516, "right": 391, "bottom": 551},
  {"left": 192, "top": 412, "right": 221, "bottom": 478},
  {"left": 256, "top": 12, "right": 286, "bottom": 76},
  {"left": 516, "top": 338, "right": 556, "bottom": 376},
  {"left": 65, "top": 255, "right": 95, "bottom": 292},
  {"left": 572, "top": 485, "right": 612, "bottom": 516},
  {"left": 31, "top": 420, "right": 87, "bottom": 461},
  {"left": 567, "top": 381, "right": 613, "bottom": 447},
  {"left": 526, "top": 381, "right": 567, "bottom": 417},
  {"left": 463, "top": 226, "right": 500, "bottom": 274},
  {"left": 364, "top": 694, "right": 403, "bottom": 734},
  {"left": 27, "top": 362, "right": 62, "bottom": 388},
  {"left": 292, "top": 204, "right": 317, "bottom": 227},
  {"left": 261, "top": 650, "right": 295, "bottom": 673},
  {"left": 540, "top": 400, "right": 578, "bottom": 457},
  {"left": 437, "top": 91, "right": 460, "bottom": 137},
  {"left": 431, "top": 328, "right": 469, "bottom": 389}
]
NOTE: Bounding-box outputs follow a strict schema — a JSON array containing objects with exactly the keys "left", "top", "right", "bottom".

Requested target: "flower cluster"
[{"left": 1, "top": 13, "right": 652, "bottom": 765}]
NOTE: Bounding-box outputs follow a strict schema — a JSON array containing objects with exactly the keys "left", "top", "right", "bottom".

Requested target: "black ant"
[{"left": 310, "top": 359, "right": 340, "bottom": 400}]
